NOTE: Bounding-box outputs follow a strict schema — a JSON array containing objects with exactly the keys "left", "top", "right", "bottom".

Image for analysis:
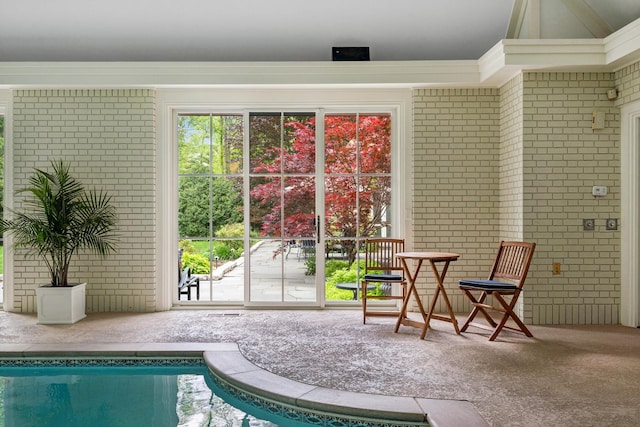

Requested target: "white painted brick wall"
[
  {"left": 499, "top": 74, "right": 527, "bottom": 320},
  {"left": 413, "top": 88, "right": 500, "bottom": 316},
  {"left": 413, "top": 71, "right": 623, "bottom": 326},
  {"left": 615, "top": 61, "right": 640, "bottom": 106},
  {"left": 522, "top": 72, "right": 620, "bottom": 325},
  {"left": 11, "top": 89, "right": 156, "bottom": 313}
]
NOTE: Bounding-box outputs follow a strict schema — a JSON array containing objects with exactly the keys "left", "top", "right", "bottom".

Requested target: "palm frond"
[{"left": 0, "top": 160, "right": 118, "bottom": 286}]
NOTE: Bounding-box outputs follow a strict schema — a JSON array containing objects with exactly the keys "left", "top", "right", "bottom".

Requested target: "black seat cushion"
[
  {"left": 364, "top": 274, "right": 403, "bottom": 282},
  {"left": 459, "top": 279, "right": 517, "bottom": 291}
]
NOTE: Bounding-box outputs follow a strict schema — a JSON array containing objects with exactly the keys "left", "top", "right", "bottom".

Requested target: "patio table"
[
  {"left": 394, "top": 252, "right": 460, "bottom": 339},
  {"left": 336, "top": 282, "right": 375, "bottom": 300}
]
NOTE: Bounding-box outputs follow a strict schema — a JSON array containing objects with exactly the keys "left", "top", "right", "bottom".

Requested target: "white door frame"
[
  {"left": 156, "top": 88, "right": 412, "bottom": 310},
  {"left": 621, "top": 100, "right": 640, "bottom": 327}
]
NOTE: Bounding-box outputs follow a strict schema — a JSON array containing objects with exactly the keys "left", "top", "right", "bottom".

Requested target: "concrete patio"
[{"left": 0, "top": 309, "right": 637, "bottom": 426}]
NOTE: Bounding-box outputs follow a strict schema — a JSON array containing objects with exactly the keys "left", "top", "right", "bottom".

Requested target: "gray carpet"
[{"left": 1, "top": 309, "right": 639, "bottom": 426}]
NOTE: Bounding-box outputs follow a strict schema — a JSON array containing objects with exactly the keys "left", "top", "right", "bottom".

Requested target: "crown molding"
[
  {"left": 0, "top": 18, "right": 638, "bottom": 89},
  {"left": 0, "top": 61, "right": 483, "bottom": 88},
  {"left": 604, "top": 16, "right": 640, "bottom": 69}
]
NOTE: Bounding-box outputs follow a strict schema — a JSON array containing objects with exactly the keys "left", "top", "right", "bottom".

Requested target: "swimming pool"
[
  {"left": 0, "top": 353, "right": 429, "bottom": 427},
  {"left": 0, "top": 357, "right": 281, "bottom": 426}
]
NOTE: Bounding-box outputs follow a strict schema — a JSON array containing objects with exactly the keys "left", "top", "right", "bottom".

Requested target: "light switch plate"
[{"left": 583, "top": 219, "right": 595, "bottom": 231}]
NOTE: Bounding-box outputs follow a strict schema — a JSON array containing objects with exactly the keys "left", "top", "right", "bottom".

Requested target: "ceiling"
[{"left": 1, "top": 0, "right": 640, "bottom": 62}]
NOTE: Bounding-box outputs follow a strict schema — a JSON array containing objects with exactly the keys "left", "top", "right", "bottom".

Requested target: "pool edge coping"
[{"left": 0, "top": 342, "right": 489, "bottom": 427}]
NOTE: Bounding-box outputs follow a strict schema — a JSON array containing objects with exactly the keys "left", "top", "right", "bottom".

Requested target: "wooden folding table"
[{"left": 394, "top": 252, "right": 460, "bottom": 339}]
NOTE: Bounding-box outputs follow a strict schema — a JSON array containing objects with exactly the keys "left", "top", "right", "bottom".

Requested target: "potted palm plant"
[{"left": 0, "top": 160, "right": 117, "bottom": 324}]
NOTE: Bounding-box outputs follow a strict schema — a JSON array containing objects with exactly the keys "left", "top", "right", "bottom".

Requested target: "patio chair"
[
  {"left": 177, "top": 249, "right": 200, "bottom": 300},
  {"left": 178, "top": 266, "right": 200, "bottom": 301},
  {"left": 458, "top": 241, "right": 536, "bottom": 341},
  {"left": 361, "top": 238, "right": 407, "bottom": 323},
  {"left": 298, "top": 239, "right": 315, "bottom": 260}
]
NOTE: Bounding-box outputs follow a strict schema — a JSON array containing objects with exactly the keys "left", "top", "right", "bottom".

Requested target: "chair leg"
[
  {"left": 461, "top": 290, "right": 496, "bottom": 332},
  {"left": 491, "top": 293, "right": 533, "bottom": 340},
  {"left": 361, "top": 280, "right": 367, "bottom": 324}
]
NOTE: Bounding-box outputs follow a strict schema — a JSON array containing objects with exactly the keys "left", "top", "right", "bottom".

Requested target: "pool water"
[
  {"left": 0, "top": 359, "right": 284, "bottom": 427},
  {"left": 0, "top": 358, "right": 425, "bottom": 427}
]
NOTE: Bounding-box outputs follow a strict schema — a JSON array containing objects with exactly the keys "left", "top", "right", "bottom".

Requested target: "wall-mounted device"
[
  {"left": 583, "top": 219, "right": 595, "bottom": 231},
  {"left": 332, "top": 47, "right": 370, "bottom": 61},
  {"left": 592, "top": 111, "right": 605, "bottom": 130},
  {"left": 592, "top": 186, "right": 607, "bottom": 197}
]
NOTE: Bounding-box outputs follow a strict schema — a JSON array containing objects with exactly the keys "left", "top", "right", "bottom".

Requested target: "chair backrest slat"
[
  {"left": 365, "top": 238, "right": 405, "bottom": 274},
  {"left": 489, "top": 241, "right": 536, "bottom": 288}
]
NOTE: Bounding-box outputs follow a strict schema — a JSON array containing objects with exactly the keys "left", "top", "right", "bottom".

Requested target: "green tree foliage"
[
  {"left": 178, "top": 177, "right": 242, "bottom": 238},
  {"left": 178, "top": 115, "right": 243, "bottom": 238}
]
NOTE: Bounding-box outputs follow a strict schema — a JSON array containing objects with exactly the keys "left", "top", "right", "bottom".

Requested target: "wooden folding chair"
[
  {"left": 361, "top": 238, "right": 407, "bottom": 323},
  {"left": 458, "top": 241, "right": 536, "bottom": 341}
]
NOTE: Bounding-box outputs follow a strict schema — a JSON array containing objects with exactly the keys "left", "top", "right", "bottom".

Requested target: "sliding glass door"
[{"left": 177, "top": 110, "right": 394, "bottom": 307}]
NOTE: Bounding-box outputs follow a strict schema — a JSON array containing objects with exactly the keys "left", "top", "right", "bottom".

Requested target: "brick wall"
[
  {"left": 413, "top": 72, "right": 622, "bottom": 325},
  {"left": 11, "top": 89, "right": 156, "bottom": 313},
  {"left": 615, "top": 61, "right": 640, "bottom": 105},
  {"left": 522, "top": 72, "right": 620, "bottom": 324},
  {"left": 499, "top": 74, "right": 525, "bottom": 241},
  {"left": 412, "top": 88, "right": 501, "bottom": 315},
  {"left": 499, "top": 74, "right": 527, "bottom": 320}
]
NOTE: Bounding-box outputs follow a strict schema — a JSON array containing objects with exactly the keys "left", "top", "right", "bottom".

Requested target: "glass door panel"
[
  {"left": 0, "top": 114, "right": 3, "bottom": 306},
  {"left": 177, "top": 114, "right": 244, "bottom": 304},
  {"left": 359, "top": 114, "right": 392, "bottom": 174},
  {"left": 323, "top": 113, "right": 393, "bottom": 303},
  {"left": 248, "top": 113, "right": 317, "bottom": 304}
]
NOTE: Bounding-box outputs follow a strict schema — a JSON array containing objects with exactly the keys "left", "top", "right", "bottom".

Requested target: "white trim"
[
  {"left": 605, "top": 15, "right": 640, "bottom": 69},
  {"left": 155, "top": 90, "right": 177, "bottom": 311},
  {"left": 621, "top": 100, "right": 640, "bottom": 327},
  {"left": 0, "top": 89, "right": 14, "bottom": 311},
  {"left": 316, "top": 110, "right": 326, "bottom": 308}
]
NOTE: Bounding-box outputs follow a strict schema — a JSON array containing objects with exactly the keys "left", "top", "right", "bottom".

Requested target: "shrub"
[
  {"left": 179, "top": 239, "right": 197, "bottom": 254},
  {"left": 181, "top": 251, "right": 210, "bottom": 274},
  {"left": 215, "top": 222, "right": 243, "bottom": 239},
  {"left": 325, "top": 260, "right": 349, "bottom": 278},
  {"left": 304, "top": 255, "right": 316, "bottom": 275},
  {"left": 324, "top": 259, "right": 385, "bottom": 299},
  {"left": 211, "top": 241, "right": 238, "bottom": 260},
  {"left": 326, "top": 282, "right": 353, "bottom": 300}
]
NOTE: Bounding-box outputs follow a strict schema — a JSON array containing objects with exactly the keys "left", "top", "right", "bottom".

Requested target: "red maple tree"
[{"left": 250, "top": 114, "right": 391, "bottom": 264}]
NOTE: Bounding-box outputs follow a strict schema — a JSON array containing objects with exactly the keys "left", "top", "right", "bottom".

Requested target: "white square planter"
[{"left": 36, "top": 282, "right": 87, "bottom": 324}]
